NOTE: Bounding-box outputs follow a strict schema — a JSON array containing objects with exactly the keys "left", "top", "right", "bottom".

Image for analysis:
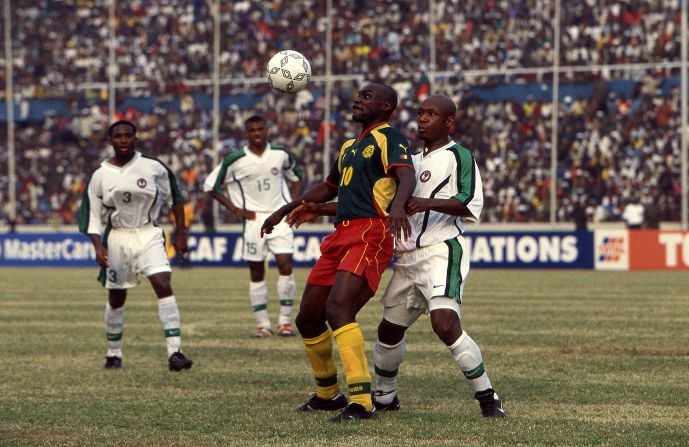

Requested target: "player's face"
[
  {"left": 417, "top": 101, "right": 450, "bottom": 143},
  {"left": 352, "top": 85, "right": 388, "bottom": 124},
  {"left": 245, "top": 121, "right": 268, "bottom": 149},
  {"left": 109, "top": 124, "right": 137, "bottom": 157}
]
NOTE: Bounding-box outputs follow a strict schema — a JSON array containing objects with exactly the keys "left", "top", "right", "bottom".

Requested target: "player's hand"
[
  {"left": 286, "top": 202, "right": 322, "bottom": 228},
  {"left": 388, "top": 204, "right": 411, "bottom": 242},
  {"left": 405, "top": 196, "right": 430, "bottom": 215},
  {"left": 261, "top": 211, "right": 284, "bottom": 237},
  {"left": 95, "top": 246, "right": 109, "bottom": 268},
  {"left": 174, "top": 231, "right": 189, "bottom": 262}
]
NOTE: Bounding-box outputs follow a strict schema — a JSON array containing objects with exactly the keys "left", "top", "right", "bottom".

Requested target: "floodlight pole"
[
  {"left": 5, "top": 0, "right": 16, "bottom": 224},
  {"left": 212, "top": 0, "right": 221, "bottom": 229},
  {"left": 681, "top": 0, "right": 688, "bottom": 230},
  {"left": 108, "top": 0, "right": 116, "bottom": 121},
  {"left": 321, "top": 0, "right": 333, "bottom": 224},
  {"left": 549, "top": 0, "right": 561, "bottom": 224}
]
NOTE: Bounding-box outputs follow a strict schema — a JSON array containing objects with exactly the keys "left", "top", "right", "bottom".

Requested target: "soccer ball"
[{"left": 266, "top": 50, "right": 311, "bottom": 94}]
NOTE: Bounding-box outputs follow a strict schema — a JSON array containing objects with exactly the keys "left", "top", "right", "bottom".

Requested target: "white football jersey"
[
  {"left": 203, "top": 143, "right": 302, "bottom": 213},
  {"left": 79, "top": 151, "right": 185, "bottom": 235},
  {"left": 396, "top": 140, "right": 484, "bottom": 252}
]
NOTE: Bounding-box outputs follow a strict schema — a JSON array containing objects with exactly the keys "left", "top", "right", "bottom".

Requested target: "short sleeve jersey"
[
  {"left": 326, "top": 123, "right": 413, "bottom": 224},
  {"left": 78, "top": 151, "right": 185, "bottom": 235},
  {"left": 396, "top": 140, "right": 484, "bottom": 252},
  {"left": 203, "top": 143, "right": 303, "bottom": 213}
]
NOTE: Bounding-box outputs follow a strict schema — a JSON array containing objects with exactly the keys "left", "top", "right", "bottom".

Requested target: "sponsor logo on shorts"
[
  {"left": 420, "top": 170, "right": 431, "bottom": 182},
  {"left": 137, "top": 178, "right": 147, "bottom": 188}
]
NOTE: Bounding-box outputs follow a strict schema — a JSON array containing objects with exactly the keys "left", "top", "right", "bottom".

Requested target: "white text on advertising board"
[
  {"left": 467, "top": 235, "right": 578, "bottom": 263},
  {"left": 2, "top": 238, "right": 95, "bottom": 260},
  {"left": 659, "top": 233, "right": 689, "bottom": 267}
]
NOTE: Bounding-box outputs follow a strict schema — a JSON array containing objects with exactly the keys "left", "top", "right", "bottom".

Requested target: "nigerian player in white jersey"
[
  {"left": 372, "top": 95, "right": 505, "bottom": 417},
  {"left": 204, "top": 115, "right": 303, "bottom": 338},
  {"left": 78, "top": 120, "right": 193, "bottom": 372}
]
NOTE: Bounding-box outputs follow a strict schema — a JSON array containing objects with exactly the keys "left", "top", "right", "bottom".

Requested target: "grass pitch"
[{"left": 1, "top": 267, "right": 688, "bottom": 447}]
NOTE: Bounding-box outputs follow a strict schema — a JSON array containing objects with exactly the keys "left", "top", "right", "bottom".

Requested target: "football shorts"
[
  {"left": 307, "top": 217, "right": 393, "bottom": 293},
  {"left": 380, "top": 236, "right": 469, "bottom": 327},
  {"left": 103, "top": 225, "right": 171, "bottom": 289},
  {"left": 244, "top": 212, "right": 294, "bottom": 262}
]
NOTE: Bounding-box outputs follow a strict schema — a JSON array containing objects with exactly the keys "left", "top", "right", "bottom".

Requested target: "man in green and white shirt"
[
  {"left": 204, "top": 115, "right": 303, "bottom": 338},
  {"left": 79, "top": 120, "right": 193, "bottom": 372}
]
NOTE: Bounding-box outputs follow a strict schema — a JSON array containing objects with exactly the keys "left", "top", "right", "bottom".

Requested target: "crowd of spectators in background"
[{"left": 0, "top": 0, "right": 684, "bottom": 228}]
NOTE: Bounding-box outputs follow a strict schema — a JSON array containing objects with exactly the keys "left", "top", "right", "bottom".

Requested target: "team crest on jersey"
[
  {"left": 137, "top": 178, "right": 147, "bottom": 188},
  {"left": 420, "top": 170, "right": 432, "bottom": 182},
  {"left": 362, "top": 145, "right": 375, "bottom": 158},
  {"left": 271, "top": 167, "right": 279, "bottom": 175}
]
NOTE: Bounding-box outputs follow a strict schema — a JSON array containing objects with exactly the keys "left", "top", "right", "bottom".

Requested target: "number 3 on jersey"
[{"left": 339, "top": 166, "right": 353, "bottom": 187}]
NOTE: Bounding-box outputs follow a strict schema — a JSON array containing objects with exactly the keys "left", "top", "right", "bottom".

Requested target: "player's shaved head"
[
  {"left": 365, "top": 82, "right": 398, "bottom": 111},
  {"left": 423, "top": 95, "right": 456, "bottom": 118}
]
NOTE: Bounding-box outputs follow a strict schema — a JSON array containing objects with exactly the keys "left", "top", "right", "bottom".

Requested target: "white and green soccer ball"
[{"left": 266, "top": 50, "right": 311, "bottom": 94}]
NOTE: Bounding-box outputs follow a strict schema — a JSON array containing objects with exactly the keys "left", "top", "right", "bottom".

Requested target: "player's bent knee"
[
  {"left": 429, "top": 299, "right": 462, "bottom": 343},
  {"left": 377, "top": 318, "right": 407, "bottom": 345}
]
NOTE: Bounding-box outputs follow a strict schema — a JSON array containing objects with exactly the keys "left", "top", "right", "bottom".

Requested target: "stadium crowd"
[{"left": 0, "top": 0, "right": 683, "bottom": 227}]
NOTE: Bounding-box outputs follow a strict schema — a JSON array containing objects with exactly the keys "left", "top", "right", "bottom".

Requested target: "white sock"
[
  {"left": 373, "top": 336, "right": 406, "bottom": 404},
  {"left": 104, "top": 303, "right": 124, "bottom": 357},
  {"left": 277, "top": 274, "right": 296, "bottom": 325},
  {"left": 158, "top": 295, "right": 182, "bottom": 357},
  {"left": 448, "top": 331, "right": 492, "bottom": 393},
  {"left": 249, "top": 281, "right": 270, "bottom": 329}
]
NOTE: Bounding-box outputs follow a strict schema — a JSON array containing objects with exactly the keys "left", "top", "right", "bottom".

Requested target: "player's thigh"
[
  {"left": 423, "top": 239, "right": 469, "bottom": 304},
  {"left": 380, "top": 267, "right": 425, "bottom": 328},
  {"left": 137, "top": 227, "right": 172, "bottom": 278},
  {"left": 265, "top": 220, "right": 294, "bottom": 257},
  {"left": 104, "top": 230, "right": 139, "bottom": 289},
  {"left": 242, "top": 218, "right": 268, "bottom": 262}
]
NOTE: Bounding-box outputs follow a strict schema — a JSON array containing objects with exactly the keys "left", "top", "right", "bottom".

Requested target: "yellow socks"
[
  {"left": 302, "top": 330, "right": 339, "bottom": 399},
  {"left": 333, "top": 322, "right": 372, "bottom": 411}
]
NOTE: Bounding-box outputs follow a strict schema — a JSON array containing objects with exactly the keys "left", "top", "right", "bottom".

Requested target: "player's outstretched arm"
[
  {"left": 286, "top": 201, "right": 337, "bottom": 228},
  {"left": 405, "top": 196, "right": 474, "bottom": 218},
  {"left": 261, "top": 182, "right": 337, "bottom": 236}
]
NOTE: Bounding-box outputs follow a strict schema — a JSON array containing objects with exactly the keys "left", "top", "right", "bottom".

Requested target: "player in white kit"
[
  {"left": 204, "top": 115, "right": 303, "bottom": 337},
  {"left": 79, "top": 120, "right": 193, "bottom": 371},
  {"left": 371, "top": 95, "right": 505, "bottom": 417}
]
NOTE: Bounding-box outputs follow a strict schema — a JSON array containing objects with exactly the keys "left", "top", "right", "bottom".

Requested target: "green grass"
[{"left": 1, "top": 267, "right": 688, "bottom": 447}]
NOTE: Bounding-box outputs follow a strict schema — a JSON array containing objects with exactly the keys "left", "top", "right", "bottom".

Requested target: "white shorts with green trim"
[
  {"left": 103, "top": 225, "right": 171, "bottom": 289},
  {"left": 244, "top": 212, "right": 294, "bottom": 262},
  {"left": 380, "top": 237, "right": 469, "bottom": 327}
]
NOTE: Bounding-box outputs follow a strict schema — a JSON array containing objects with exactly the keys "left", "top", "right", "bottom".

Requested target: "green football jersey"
[{"left": 326, "top": 123, "right": 413, "bottom": 223}]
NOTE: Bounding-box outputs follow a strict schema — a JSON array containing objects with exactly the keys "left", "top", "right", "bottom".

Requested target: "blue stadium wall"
[{"left": 0, "top": 230, "right": 594, "bottom": 269}]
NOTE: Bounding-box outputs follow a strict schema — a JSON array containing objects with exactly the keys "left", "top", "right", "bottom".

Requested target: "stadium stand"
[{"left": 0, "top": 0, "right": 682, "bottom": 226}]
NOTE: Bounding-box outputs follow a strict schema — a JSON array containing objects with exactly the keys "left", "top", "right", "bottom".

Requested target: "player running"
[{"left": 79, "top": 120, "right": 193, "bottom": 372}]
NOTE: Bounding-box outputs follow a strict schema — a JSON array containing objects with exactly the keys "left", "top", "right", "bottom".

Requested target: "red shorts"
[{"left": 307, "top": 217, "right": 393, "bottom": 293}]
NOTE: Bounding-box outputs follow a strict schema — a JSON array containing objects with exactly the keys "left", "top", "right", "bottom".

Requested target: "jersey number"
[
  {"left": 108, "top": 269, "right": 117, "bottom": 283},
  {"left": 246, "top": 242, "right": 257, "bottom": 255},
  {"left": 257, "top": 179, "right": 271, "bottom": 191},
  {"left": 339, "top": 166, "right": 354, "bottom": 187},
  {"left": 122, "top": 192, "right": 132, "bottom": 203}
]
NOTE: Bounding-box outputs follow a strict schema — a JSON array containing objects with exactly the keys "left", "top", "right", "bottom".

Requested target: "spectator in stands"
[{"left": 622, "top": 195, "right": 644, "bottom": 229}]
